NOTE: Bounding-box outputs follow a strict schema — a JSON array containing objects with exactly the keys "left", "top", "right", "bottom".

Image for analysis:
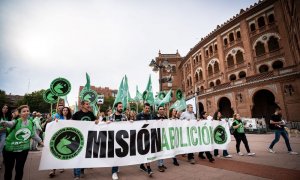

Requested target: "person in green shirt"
[
  {"left": 0, "top": 105, "right": 44, "bottom": 180},
  {"left": 232, "top": 113, "right": 255, "bottom": 156}
]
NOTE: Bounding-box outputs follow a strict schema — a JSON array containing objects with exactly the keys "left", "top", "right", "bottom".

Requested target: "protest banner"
[{"left": 39, "top": 120, "right": 230, "bottom": 170}]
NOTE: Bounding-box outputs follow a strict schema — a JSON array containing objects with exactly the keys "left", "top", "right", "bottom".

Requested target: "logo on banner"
[
  {"left": 213, "top": 125, "right": 227, "bottom": 144},
  {"left": 50, "top": 127, "right": 84, "bottom": 160}
]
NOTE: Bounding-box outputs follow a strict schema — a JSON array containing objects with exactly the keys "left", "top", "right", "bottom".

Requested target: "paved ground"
[{"left": 0, "top": 133, "right": 299, "bottom": 180}]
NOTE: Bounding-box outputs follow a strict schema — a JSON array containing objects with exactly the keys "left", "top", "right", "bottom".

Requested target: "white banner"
[{"left": 39, "top": 120, "right": 231, "bottom": 170}]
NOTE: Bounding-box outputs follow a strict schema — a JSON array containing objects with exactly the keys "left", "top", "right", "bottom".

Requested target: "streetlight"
[{"left": 149, "top": 59, "right": 171, "bottom": 91}]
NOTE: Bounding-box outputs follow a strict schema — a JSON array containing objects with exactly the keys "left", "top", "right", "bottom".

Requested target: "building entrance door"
[{"left": 218, "top": 97, "right": 234, "bottom": 118}]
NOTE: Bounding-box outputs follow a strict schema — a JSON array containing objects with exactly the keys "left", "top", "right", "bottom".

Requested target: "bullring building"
[{"left": 154, "top": 0, "right": 300, "bottom": 122}]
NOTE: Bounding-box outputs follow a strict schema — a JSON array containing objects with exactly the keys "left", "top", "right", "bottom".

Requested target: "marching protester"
[
  {"left": 198, "top": 111, "right": 215, "bottom": 162},
  {"left": 31, "top": 112, "right": 43, "bottom": 151},
  {"left": 136, "top": 103, "right": 154, "bottom": 177},
  {"left": 0, "top": 104, "right": 11, "bottom": 169},
  {"left": 232, "top": 113, "right": 255, "bottom": 156},
  {"left": 169, "top": 108, "right": 179, "bottom": 166},
  {"left": 107, "top": 102, "right": 128, "bottom": 180},
  {"left": 48, "top": 107, "right": 72, "bottom": 178},
  {"left": 268, "top": 107, "right": 298, "bottom": 155},
  {"left": 213, "top": 110, "right": 232, "bottom": 158},
  {"left": 0, "top": 105, "right": 43, "bottom": 180},
  {"left": 153, "top": 106, "right": 168, "bottom": 172},
  {"left": 72, "top": 100, "right": 99, "bottom": 180},
  {"left": 180, "top": 104, "right": 196, "bottom": 164},
  {"left": 52, "top": 104, "right": 64, "bottom": 120}
]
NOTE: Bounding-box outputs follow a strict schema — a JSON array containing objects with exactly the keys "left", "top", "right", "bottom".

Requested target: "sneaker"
[
  {"left": 224, "top": 155, "right": 232, "bottom": 158},
  {"left": 288, "top": 151, "right": 298, "bottom": 155},
  {"left": 247, "top": 152, "right": 255, "bottom": 156},
  {"left": 189, "top": 159, "right": 195, "bottom": 164},
  {"left": 268, "top": 148, "right": 276, "bottom": 153},
  {"left": 173, "top": 161, "right": 179, "bottom": 166},
  {"left": 158, "top": 166, "right": 165, "bottom": 172},
  {"left": 238, "top": 152, "right": 244, "bottom": 156},
  {"left": 215, "top": 155, "right": 221, "bottom": 158},
  {"left": 161, "top": 165, "right": 167, "bottom": 169},
  {"left": 74, "top": 177, "right": 80, "bottom": 180},
  {"left": 49, "top": 170, "right": 55, "bottom": 178},
  {"left": 112, "top": 172, "right": 118, "bottom": 180},
  {"left": 147, "top": 169, "right": 154, "bottom": 177},
  {"left": 140, "top": 165, "right": 147, "bottom": 172},
  {"left": 59, "top": 169, "right": 64, "bottom": 173}
]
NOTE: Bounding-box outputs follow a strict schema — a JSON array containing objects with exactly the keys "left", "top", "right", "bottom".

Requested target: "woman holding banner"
[
  {"left": 232, "top": 113, "right": 255, "bottom": 156},
  {"left": 213, "top": 111, "right": 232, "bottom": 158},
  {"left": 0, "top": 105, "right": 43, "bottom": 180}
]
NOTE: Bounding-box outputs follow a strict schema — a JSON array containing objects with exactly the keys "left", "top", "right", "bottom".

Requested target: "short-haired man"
[
  {"left": 268, "top": 108, "right": 298, "bottom": 155},
  {"left": 107, "top": 102, "right": 128, "bottom": 180},
  {"left": 180, "top": 104, "right": 196, "bottom": 164},
  {"left": 72, "top": 100, "right": 99, "bottom": 179},
  {"left": 136, "top": 103, "right": 154, "bottom": 176},
  {"left": 153, "top": 106, "right": 168, "bottom": 172}
]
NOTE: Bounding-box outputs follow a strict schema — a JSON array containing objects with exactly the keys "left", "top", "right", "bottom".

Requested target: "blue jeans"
[
  {"left": 73, "top": 168, "right": 81, "bottom": 177},
  {"left": 157, "top": 159, "right": 164, "bottom": 166},
  {"left": 214, "top": 149, "right": 229, "bottom": 156},
  {"left": 0, "top": 132, "right": 6, "bottom": 156},
  {"left": 112, "top": 166, "right": 119, "bottom": 174},
  {"left": 269, "top": 129, "right": 292, "bottom": 151}
]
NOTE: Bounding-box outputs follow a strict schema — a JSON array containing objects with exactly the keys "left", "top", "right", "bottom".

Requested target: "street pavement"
[{"left": 0, "top": 133, "right": 299, "bottom": 180}]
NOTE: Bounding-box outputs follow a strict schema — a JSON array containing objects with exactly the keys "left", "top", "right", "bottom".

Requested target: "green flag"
[
  {"left": 85, "top": 72, "right": 91, "bottom": 90},
  {"left": 158, "top": 89, "right": 172, "bottom": 107},
  {"left": 122, "top": 75, "right": 129, "bottom": 110},
  {"left": 170, "top": 98, "right": 187, "bottom": 112},
  {"left": 144, "top": 75, "right": 154, "bottom": 105},
  {"left": 74, "top": 101, "right": 78, "bottom": 112},
  {"left": 134, "top": 85, "right": 143, "bottom": 102},
  {"left": 91, "top": 103, "right": 99, "bottom": 116},
  {"left": 113, "top": 77, "right": 124, "bottom": 109}
]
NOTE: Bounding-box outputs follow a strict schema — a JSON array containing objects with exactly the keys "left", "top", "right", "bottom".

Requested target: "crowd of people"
[{"left": 0, "top": 102, "right": 298, "bottom": 180}]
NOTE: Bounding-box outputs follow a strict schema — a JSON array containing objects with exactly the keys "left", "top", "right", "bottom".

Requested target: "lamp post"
[{"left": 149, "top": 59, "right": 172, "bottom": 91}]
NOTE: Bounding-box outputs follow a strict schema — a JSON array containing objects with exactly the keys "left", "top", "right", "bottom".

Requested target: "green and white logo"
[
  {"left": 213, "top": 125, "right": 227, "bottom": 144},
  {"left": 50, "top": 127, "right": 84, "bottom": 160},
  {"left": 15, "top": 128, "right": 31, "bottom": 141},
  {"left": 50, "top": 78, "right": 71, "bottom": 97},
  {"left": 43, "top": 89, "right": 59, "bottom": 104},
  {"left": 80, "top": 89, "right": 98, "bottom": 104}
]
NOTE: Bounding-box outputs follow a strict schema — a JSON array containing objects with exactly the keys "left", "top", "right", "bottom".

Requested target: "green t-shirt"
[{"left": 5, "top": 118, "right": 34, "bottom": 152}]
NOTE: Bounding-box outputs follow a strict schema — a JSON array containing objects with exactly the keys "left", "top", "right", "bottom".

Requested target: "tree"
[
  {"left": 0, "top": 89, "right": 8, "bottom": 108},
  {"left": 17, "top": 89, "right": 50, "bottom": 113}
]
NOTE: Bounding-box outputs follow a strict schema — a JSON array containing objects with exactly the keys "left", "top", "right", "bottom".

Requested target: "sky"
[{"left": 0, "top": 0, "right": 258, "bottom": 106}]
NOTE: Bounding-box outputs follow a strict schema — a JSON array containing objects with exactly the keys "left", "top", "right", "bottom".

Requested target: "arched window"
[
  {"left": 268, "top": 36, "right": 280, "bottom": 52},
  {"left": 216, "top": 79, "right": 221, "bottom": 85},
  {"left": 224, "top": 38, "right": 228, "bottom": 46},
  {"left": 209, "top": 46, "right": 213, "bottom": 54},
  {"left": 259, "top": 64, "right": 269, "bottom": 73},
  {"left": 258, "top": 16, "right": 265, "bottom": 28},
  {"left": 199, "top": 54, "right": 202, "bottom": 61},
  {"left": 199, "top": 70, "right": 203, "bottom": 80},
  {"left": 229, "top": 33, "right": 234, "bottom": 42},
  {"left": 268, "top": 14, "right": 275, "bottom": 23},
  {"left": 200, "top": 86, "right": 204, "bottom": 91},
  {"left": 196, "top": 56, "right": 199, "bottom": 63},
  {"left": 236, "top": 50, "right": 244, "bottom": 64},
  {"left": 238, "top": 71, "right": 246, "bottom": 78},
  {"left": 206, "top": 50, "right": 209, "bottom": 57},
  {"left": 195, "top": 72, "right": 199, "bottom": 82},
  {"left": 229, "top": 74, "right": 237, "bottom": 81},
  {"left": 214, "top": 62, "right": 220, "bottom": 73},
  {"left": 189, "top": 77, "right": 192, "bottom": 86},
  {"left": 227, "top": 54, "right": 234, "bottom": 67},
  {"left": 250, "top": 23, "right": 256, "bottom": 32},
  {"left": 214, "top": 44, "right": 218, "bottom": 51},
  {"left": 208, "top": 65, "right": 213, "bottom": 76},
  {"left": 237, "top": 31, "right": 241, "bottom": 39},
  {"left": 272, "top": 60, "right": 283, "bottom": 69},
  {"left": 187, "top": 80, "right": 189, "bottom": 87},
  {"left": 255, "top": 41, "right": 266, "bottom": 56},
  {"left": 209, "top": 82, "right": 215, "bottom": 87}
]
